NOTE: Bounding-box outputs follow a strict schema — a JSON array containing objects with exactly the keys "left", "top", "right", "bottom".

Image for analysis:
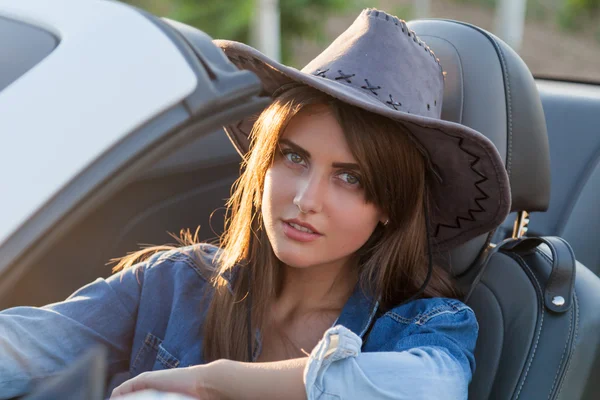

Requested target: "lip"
[
  {"left": 282, "top": 219, "right": 323, "bottom": 242},
  {"left": 283, "top": 218, "right": 322, "bottom": 235}
]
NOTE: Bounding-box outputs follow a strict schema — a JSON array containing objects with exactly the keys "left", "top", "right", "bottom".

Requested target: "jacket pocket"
[
  {"left": 131, "top": 332, "right": 181, "bottom": 375},
  {"left": 155, "top": 342, "right": 180, "bottom": 369}
]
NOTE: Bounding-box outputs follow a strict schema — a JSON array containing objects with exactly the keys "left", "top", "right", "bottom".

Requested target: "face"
[{"left": 261, "top": 106, "right": 386, "bottom": 270}]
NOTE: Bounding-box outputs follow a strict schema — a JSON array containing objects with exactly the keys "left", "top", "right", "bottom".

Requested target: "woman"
[{"left": 0, "top": 8, "right": 510, "bottom": 400}]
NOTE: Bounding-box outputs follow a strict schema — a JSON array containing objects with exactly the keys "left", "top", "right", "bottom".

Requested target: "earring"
[{"left": 383, "top": 219, "right": 390, "bottom": 226}]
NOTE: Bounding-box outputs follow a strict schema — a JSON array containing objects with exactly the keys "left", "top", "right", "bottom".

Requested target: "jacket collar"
[{"left": 334, "top": 284, "right": 380, "bottom": 338}]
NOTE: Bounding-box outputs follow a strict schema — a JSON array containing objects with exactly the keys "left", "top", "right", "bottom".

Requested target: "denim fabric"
[{"left": 0, "top": 244, "right": 478, "bottom": 399}]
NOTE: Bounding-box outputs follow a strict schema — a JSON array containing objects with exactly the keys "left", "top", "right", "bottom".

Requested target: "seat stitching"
[
  {"left": 555, "top": 291, "right": 580, "bottom": 399},
  {"left": 444, "top": 20, "right": 513, "bottom": 177},
  {"left": 489, "top": 36, "right": 513, "bottom": 177},
  {"left": 512, "top": 253, "right": 545, "bottom": 399},
  {"left": 475, "top": 281, "right": 505, "bottom": 398},
  {"left": 547, "top": 293, "right": 573, "bottom": 399}
]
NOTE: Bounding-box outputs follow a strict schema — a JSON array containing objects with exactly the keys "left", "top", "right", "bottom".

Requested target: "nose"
[{"left": 293, "top": 171, "right": 325, "bottom": 214}]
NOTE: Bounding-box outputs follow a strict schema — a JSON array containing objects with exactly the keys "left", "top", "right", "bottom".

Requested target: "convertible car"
[{"left": 1, "top": 0, "right": 599, "bottom": 399}]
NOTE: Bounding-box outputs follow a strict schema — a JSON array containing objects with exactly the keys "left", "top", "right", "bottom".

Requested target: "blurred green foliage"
[
  {"left": 389, "top": 4, "right": 414, "bottom": 21},
  {"left": 558, "top": 0, "right": 600, "bottom": 31},
  {"left": 121, "top": 0, "right": 363, "bottom": 65},
  {"left": 452, "top": 0, "right": 497, "bottom": 8},
  {"left": 449, "top": 0, "right": 598, "bottom": 36}
]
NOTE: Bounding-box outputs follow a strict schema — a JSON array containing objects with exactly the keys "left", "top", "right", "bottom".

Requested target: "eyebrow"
[{"left": 279, "top": 138, "right": 361, "bottom": 170}]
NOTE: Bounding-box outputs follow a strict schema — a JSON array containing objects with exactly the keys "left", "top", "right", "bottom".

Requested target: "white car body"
[{"left": 0, "top": 0, "right": 198, "bottom": 247}]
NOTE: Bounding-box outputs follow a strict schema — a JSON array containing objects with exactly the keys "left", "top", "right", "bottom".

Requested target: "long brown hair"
[{"left": 113, "top": 85, "right": 459, "bottom": 363}]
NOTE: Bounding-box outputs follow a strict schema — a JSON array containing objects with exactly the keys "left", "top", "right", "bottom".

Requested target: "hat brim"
[{"left": 214, "top": 39, "right": 511, "bottom": 251}]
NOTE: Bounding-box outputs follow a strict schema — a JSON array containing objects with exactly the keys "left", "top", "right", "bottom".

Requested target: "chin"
[
  {"left": 273, "top": 250, "right": 314, "bottom": 269},
  {"left": 271, "top": 244, "right": 320, "bottom": 269}
]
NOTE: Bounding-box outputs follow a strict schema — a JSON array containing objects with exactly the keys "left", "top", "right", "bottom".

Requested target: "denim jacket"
[{"left": 0, "top": 244, "right": 478, "bottom": 399}]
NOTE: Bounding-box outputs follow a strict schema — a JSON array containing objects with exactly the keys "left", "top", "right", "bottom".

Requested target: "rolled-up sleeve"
[
  {"left": 0, "top": 258, "right": 151, "bottom": 399},
  {"left": 304, "top": 306, "right": 476, "bottom": 400}
]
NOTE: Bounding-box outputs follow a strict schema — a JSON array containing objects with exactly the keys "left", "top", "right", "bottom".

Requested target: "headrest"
[{"left": 408, "top": 19, "right": 551, "bottom": 274}]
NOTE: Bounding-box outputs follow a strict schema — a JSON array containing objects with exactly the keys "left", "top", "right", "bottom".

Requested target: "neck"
[{"left": 274, "top": 257, "right": 358, "bottom": 320}]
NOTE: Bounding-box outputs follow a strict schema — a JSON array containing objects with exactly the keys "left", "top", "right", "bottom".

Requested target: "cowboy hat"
[{"left": 214, "top": 8, "right": 511, "bottom": 250}]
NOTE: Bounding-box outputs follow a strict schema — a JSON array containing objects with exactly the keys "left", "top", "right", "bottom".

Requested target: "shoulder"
[
  {"left": 379, "top": 298, "right": 478, "bottom": 346},
  {"left": 366, "top": 297, "right": 478, "bottom": 377},
  {"left": 128, "top": 243, "right": 222, "bottom": 286},
  {"left": 385, "top": 297, "right": 476, "bottom": 326}
]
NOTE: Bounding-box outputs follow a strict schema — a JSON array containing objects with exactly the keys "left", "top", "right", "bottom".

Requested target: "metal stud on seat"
[{"left": 552, "top": 296, "right": 566, "bottom": 307}]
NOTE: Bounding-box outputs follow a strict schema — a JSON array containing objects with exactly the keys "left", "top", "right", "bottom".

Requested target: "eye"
[
  {"left": 339, "top": 172, "right": 361, "bottom": 186},
  {"left": 283, "top": 150, "right": 306, "bottom": 166}
]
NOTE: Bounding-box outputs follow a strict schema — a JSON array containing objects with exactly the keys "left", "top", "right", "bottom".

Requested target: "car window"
[{"left": 0, "top": 15, "right": 57, "bottom": 92}]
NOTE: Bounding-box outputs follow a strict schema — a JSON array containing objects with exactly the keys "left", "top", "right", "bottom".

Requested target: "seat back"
[
  {"left": 410, "top": 19, "right": 600, "bottom": 399},
  {"left": 494, "top": 81, "right": 600, "bottom": 275}
]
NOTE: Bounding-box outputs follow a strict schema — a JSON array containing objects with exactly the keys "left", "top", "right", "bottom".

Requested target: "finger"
[{"left": 111, "top": 374, "right": 149, "bottom": 398}]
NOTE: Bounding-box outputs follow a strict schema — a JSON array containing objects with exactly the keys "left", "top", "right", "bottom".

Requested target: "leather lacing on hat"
[
  {"left": 311, "top": 68, "right": 437, "bottom": 114},
  {"left": 365, "top": 9, "right": 441, "bottom": 65}
]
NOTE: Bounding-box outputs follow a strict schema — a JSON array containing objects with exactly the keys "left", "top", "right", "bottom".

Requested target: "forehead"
[{"left": 281, "top": 106, "right": 356, "bottom": 162}]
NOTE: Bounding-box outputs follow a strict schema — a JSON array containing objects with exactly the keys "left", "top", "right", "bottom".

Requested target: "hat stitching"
[
  {"left": 364, "top": 9, "right": 440, "bottom": 67},
  {"left": 311, "top": 69, "right": 412, "bottom": 113},
  {"left": 361, "top": 79, "right": 381, "bottom": 96},
  {"left": 365, "top": 10, "right": 431, "bottom": 53},
  {"left": 334, "top": 70, "right": 355, "bottom": 83},
  {"left": 433, "top": 139, "right": 490, "bottom": 237},
  {"left": 386, "top": 94, "right": 402, "bottom": 110},
  {"left": 434, "top": 179, "right": 489, "bottom": 237}
]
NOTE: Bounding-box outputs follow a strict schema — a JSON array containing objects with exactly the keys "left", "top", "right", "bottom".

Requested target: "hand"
[{"left": 110, "top": 365, "right": 221, "bottom": 399}]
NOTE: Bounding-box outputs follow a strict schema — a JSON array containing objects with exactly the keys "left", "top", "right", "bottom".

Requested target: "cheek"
[
  {"left": 262, "top": 166, "right": 294, "bottom": 223},
  {"left": 327, "top": 196, "right": 380, "bottom": 252}
]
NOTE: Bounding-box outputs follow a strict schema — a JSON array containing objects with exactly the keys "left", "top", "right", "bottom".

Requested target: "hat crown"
[{"left": 301, "top": 9, "right": 444, "bottom": 118}]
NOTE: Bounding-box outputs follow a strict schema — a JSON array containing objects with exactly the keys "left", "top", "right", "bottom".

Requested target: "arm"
[
  {"left": 0, "top": 257, "right": 151, "bottom": 399},
  {"left": 206, "top": 358, "right": 308, "bottom": 400},
  {"left": 113, "top": 299, "right": 477, "bottom": 400},
  {"left": 110, "top": 357, "right": 309, "bottom": 400},
  {"left": 113, "top": 328, "right": 466, "bottom": 400},
  {"left": 220, "top": 303, "right": 476, "bottom": 400},
  {"left": 212, "top": 325, "right": 470, "bottom": 400}
]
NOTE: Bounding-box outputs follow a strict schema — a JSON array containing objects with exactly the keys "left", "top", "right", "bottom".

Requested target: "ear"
[{"left": 379, "top": 213, "right": 389, "bottom": 226}]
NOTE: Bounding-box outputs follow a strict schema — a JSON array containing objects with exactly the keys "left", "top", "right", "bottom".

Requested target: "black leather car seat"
[
  {"left": 493, "top": 81, "right": 600, "bottom": 276},
  {"left": 409, "top": 19, "right": 600, "bottom": 399}
]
